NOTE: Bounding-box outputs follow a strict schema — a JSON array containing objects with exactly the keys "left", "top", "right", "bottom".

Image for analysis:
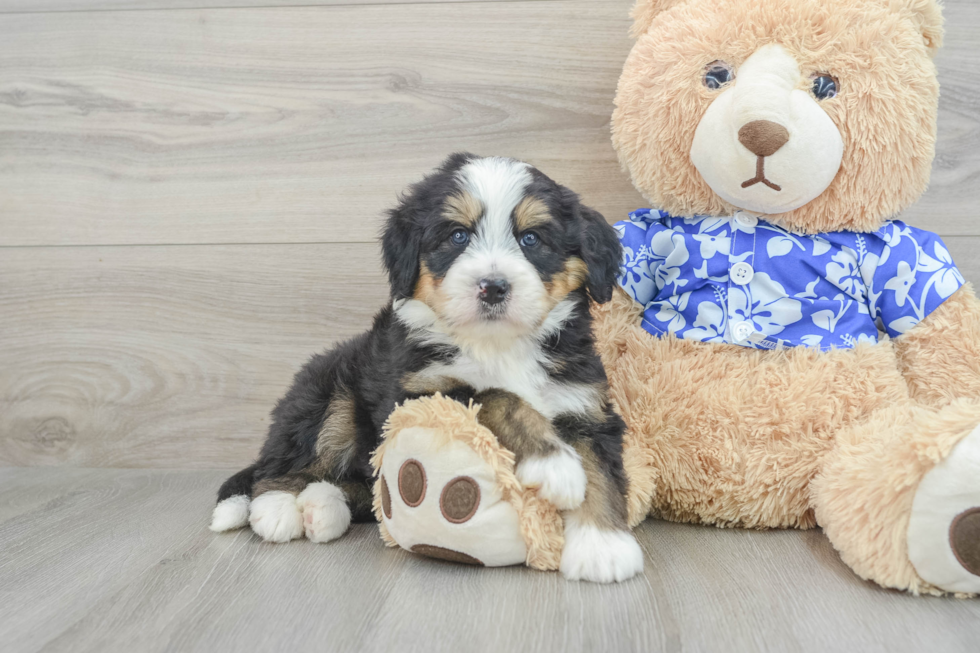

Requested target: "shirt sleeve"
[
  {"left": 868, "top": 221, "right": 965, "bottom": 337},
  {"left": 615, "top": 209, "right": 670, "bottom": 307}
]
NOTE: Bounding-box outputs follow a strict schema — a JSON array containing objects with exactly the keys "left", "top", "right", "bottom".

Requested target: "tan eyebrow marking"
[
  {"left": 545, "top": 256, "right": 588, "bottom": 304},
  {"left": 514, "top": 196, "right": 554, "bottom": 232},
  {"left": 442, "top": 191, "right": 483, "bottom": 227}
]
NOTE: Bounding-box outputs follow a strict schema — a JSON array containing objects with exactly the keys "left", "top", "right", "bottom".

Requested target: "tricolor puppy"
[{"left": 210, "top": 153, "right": 643, "bottom": 583}]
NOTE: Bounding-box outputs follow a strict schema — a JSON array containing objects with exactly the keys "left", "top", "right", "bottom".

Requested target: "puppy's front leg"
[
  {"left": 473, "top": 389, "right": 586, "bottom": 511},
  {"left": 553, "top": 414, "right": 644, "bottom": 583}
]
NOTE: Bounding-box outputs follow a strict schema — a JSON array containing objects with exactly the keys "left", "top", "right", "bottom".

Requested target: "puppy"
[{"left": 210, "top": 153, "right": 643, "bottom": 583}]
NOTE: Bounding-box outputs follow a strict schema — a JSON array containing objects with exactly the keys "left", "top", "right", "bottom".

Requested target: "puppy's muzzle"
[{"left": 478, "top": 278, "right": 510, "bottom": 305}]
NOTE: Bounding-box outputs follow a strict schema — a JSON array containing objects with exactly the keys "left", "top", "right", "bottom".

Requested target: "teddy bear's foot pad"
[
  {"left": 950, "top": 508, "right": 980, "bottom": 577},
  {"left": 411, "top": 544, "right": 484, "bottom": 566},
  {"left": 908, "top": 423, "right": 980, "bottom": 593},
  {"left": 560, "top": 515, "right": 643, "bottom": 583}
]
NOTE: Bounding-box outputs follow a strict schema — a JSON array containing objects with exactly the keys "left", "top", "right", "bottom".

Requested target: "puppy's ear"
[
  {"left": 381, "top": 200, "right": 422, "bottom": 300},
  {"left": 566, "top": 192, "right": 622, "bottom": 304}
]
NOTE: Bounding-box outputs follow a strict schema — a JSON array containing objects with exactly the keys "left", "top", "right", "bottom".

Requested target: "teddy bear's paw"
[
  {"left": 559, "top": 515, "right": 644, "bottom": 583},
  {"left": 297, "top": 481, "right": 351, "bottom": 543},
  {"left": 249, "top": 491, "right": 305, "bottom": 543},
  {"left": 516, "top": 444, "right": 587, "bottom": 511},
  {"left": 210, "top": 494, "right": 250, "bottom": 532},
  {"left": 908, "top": 423, "right": 980, "bottom": 594}
]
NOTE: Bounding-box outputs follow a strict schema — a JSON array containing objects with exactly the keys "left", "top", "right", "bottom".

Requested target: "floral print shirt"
[{"left": 616, "top": 209, "right": 965, "bottom": 351}]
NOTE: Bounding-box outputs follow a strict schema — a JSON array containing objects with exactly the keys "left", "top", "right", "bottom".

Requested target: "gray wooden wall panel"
[
  {"left": 0, "top": 0, "right": 643, "bottom": 247},
  {"left": 1, "top": 237, "right": 977, "bottom": 469},
  {"left": 0, "top": 0, "right": 536, "bottom": 13},
  {"left": 1, "top": 0, "right": 977, "bottom": 248},
  {"left": 0, "top": 243, "right": 388, "bottom": 468}
]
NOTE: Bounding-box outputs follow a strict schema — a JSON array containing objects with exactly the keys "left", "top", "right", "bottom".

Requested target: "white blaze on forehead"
[{"left": 457, "top": 157, "right": 532, "bottom": 256}]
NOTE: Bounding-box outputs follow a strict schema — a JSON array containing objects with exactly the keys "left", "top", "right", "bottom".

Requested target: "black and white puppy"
[{"left": 210, "top": 153, "right": 643, "bottom": 583}]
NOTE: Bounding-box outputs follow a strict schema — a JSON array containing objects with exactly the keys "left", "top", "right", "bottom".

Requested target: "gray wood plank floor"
[{"left": 1, "top": 467, "right": 978, "bottom": 653}]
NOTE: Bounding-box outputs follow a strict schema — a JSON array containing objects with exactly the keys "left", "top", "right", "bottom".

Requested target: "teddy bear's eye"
[
  {"left": 811, "top": 74, "right": 839, "bottom": 100},
  {"left": 703, "top": 61, "right": 735, "bottom": 90}
]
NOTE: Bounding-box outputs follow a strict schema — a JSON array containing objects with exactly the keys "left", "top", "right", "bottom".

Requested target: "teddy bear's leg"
[
  {"left": 558, "top": 441, "right": 644, "bottom": 583},
  {"left": 811, "top": 400, "right": 980, "bottom": 595}
]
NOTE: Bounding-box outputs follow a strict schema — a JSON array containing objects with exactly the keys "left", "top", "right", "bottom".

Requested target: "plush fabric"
[
  {"left": 613, "top": 0, "right": 941, "bottom": 234},
  {"left": 600, "top": 0, "right": 980, "bottom": 595},
  {"left": 372, "top": 394, "right": 564, "bottom": 571}
]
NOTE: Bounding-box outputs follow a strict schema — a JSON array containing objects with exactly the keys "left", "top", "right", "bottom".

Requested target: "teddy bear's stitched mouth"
[{"left": 741, "top": 156, "right": 782, "bottom": 192}]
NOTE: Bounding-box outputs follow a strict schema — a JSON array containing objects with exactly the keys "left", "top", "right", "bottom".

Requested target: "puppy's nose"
[
  {"left": 738, "top": 120, "right": 790, "bottom": 157},
  {"left": 478, "top": 278, "right": 510, "bottom": 305}
]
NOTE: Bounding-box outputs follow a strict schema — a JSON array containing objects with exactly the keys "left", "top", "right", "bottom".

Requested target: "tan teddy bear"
[
  {"left": 376, "top": 0, "right": 980, "bottom": 595},
  {"left": 592, "top": 0, "right": 980, "bottom": 596}
]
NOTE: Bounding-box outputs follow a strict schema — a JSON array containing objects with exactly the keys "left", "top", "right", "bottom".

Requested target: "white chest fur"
[
  {"left": 395, "top": 298, "right": 601, "bottom": 419},
  {"left": 417, "top": 342, "right": 599, "bottom": 420}
]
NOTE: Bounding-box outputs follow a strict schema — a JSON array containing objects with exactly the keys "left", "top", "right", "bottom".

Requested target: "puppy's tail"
[
  {"left": 217, "top": 464, "right": 257, "bottom": 502},
  {"left": 210, "top": 464, "right": 257, "bottom": 532}
]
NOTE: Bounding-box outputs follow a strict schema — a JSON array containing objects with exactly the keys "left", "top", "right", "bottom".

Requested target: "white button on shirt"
[
  {"left": 731, "top": 262, "right": 754, "bottom": 285},
  {"left": 732, "top": 321, "right": 755, "bottom": 342},
  {"left": 735, "top": 212, "right": 759, "bottom": 228}
]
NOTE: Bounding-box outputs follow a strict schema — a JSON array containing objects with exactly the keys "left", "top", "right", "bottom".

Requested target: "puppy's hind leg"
[
  {"left": 249, "top": 475, "right": 309, "bottom": 543},
  {"left": 296, "top": 481, "right": 354, "bottom": 544}
]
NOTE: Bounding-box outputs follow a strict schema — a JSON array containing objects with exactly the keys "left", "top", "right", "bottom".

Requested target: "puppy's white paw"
[
  {"left": 516, "top": 445, "right": 587, "bottom": 511},
  {"left": 249, "top": 491, "right": 304, "bottom": 543},
  {"left": 210, "top": 494, "right": 250, "bottom": 532},
  {"left": 560, "top": 515, "right": 644, "bottom": 583},
  {"left": 297, "top": 481, "right": 351, "bottom": 543}
]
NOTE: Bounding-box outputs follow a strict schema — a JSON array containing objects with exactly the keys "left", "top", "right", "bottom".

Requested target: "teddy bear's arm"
[{"left": 895, "top": 285, "right": 980, "bottom": 407}]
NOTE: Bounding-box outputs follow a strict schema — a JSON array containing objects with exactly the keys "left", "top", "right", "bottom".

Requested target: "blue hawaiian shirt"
[{"left": 616, "top": 209, "right": 965, "bottom": 351}]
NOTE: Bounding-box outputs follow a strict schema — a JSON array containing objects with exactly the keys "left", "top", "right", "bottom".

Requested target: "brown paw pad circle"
[
  {"left": 440, "top": 476, "right": 480, "bottom": 524},
  {"left": 398, "top": 459, "right": 426, "bottom": 507},
  {"left": 380, "top": 475, "right": 392, "bottom": 519},
  {"left": 950, "top": 507, "right": 980, "bottom": 577},
  {"left": 411, "top": 544, "right": 484, "bottom": 566}
]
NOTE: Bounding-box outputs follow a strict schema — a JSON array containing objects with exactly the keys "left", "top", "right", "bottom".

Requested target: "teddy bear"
[{"left": 376, "top": 0, "right": 980, "bottom": 595}]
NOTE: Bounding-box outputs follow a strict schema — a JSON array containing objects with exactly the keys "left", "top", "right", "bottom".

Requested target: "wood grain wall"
[{"left": 2, "top": 0, "right": 978, "bottom": 468}]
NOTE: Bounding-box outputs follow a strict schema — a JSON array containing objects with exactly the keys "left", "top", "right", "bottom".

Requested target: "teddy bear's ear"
[
  {"left": 629, "top": 0, "right": 686, "bottom": 39},
  {"left": 886, "top": 0, "right": 944, "bottom": 55}
]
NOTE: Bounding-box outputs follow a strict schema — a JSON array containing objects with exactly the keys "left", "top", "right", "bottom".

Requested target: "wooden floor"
[
  {"left": 2, "top": 0, "right": 980, "bottom": 650},
  {"left": 0, "top": 467, "right": 978, "bottom": 653}
]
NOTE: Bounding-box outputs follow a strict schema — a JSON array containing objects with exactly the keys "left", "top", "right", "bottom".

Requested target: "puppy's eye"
[
  {"left": 811, "top": 74, "right": 839, "bottom": 100},
  {"left": 520, "top": 232, "right": 539, "bottom": 248},
  {"left": 703, "top": 61, "right": 734, "bottom": 90},
  {"left": 450, "top": 229, "right": 469, "bottom": 246}
]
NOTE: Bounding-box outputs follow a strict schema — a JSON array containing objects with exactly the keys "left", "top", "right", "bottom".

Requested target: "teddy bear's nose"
[{"left": 738, "top": 120, "right": 790, "bottom": 158}]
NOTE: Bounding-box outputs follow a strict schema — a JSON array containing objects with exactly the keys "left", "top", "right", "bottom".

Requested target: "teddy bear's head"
[{"left": 613, "top": 0, "right": 943, "bottom": 233}]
